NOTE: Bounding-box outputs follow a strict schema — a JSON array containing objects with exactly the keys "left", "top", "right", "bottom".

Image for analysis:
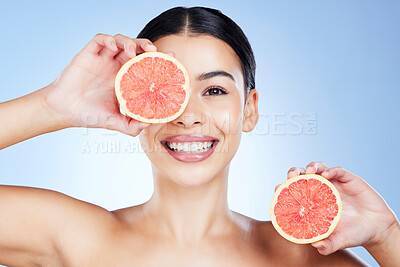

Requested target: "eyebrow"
[{"left": 196, "top": 71, "right": 235, "bottom": 82}]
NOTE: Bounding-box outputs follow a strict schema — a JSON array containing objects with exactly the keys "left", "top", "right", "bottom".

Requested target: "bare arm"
[
  {"left": 364, "top": 220, "right": 400, "bottom": 267},
  {"left": 0, "top": 185, "right": 60, "bottom": 265},
  {"left": 0, "top": 33, "right": 154, "bottom": 150},
  {"left": 0, "top": 85, "right": 65, "bottom": 149},
  {"left": 0, "top": 185, "right": 118, "bottom": 266},
  {"left": 0, "top": 33, "right": 158, "bottom": 265}
]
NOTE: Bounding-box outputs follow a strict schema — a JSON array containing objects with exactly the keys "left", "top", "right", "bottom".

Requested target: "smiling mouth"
[{"left": 161, "top": 140, "right": 218, "bottom": 153}]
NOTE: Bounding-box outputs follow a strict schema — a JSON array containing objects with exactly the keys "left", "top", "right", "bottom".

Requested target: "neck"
[{"left": 142, "top": 163, "right": 235, "bottom": 245}]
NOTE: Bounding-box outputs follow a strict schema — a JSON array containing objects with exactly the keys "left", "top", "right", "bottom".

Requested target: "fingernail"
[{"left": 147, "top": 43, "right": 156, "bottom": 50}]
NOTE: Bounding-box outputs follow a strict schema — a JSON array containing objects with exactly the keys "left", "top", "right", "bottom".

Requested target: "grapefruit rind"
[
  {"left": 270, "top": 174, "right": 342, "bottom": 244},
  {"left": 114, "top": 51, "right": 190, "bottom": 124}
]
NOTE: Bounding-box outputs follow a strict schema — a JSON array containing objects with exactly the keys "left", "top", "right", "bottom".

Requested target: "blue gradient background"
[{"left": 0, "top": 1, "right": 399, "bottom": 265}]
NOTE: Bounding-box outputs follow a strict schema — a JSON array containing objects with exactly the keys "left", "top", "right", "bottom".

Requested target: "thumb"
[
  {"left": 311, "top": 232, "right": 350, "bottom": 255},
  {"left": 106, "top": 114, "right": 151, "bottom": 136}
]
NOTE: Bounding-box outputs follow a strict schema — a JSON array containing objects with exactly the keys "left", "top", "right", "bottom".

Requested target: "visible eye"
[{"left": 203, "top": 86, "right": 228, "bottom": 96}]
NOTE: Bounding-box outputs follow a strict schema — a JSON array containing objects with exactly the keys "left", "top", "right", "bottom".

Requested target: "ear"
[{"left": 242, "top": 89, "right": 259, "bottom": 132}]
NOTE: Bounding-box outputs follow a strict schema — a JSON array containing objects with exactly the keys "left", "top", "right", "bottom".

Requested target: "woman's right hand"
[{"left": 43, "top": 33, "right": 157, "bottom": 136}]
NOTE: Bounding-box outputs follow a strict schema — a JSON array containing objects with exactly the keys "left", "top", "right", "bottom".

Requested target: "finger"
[
  {"left": 133, "top": 38, "right": 157, "bottom": 55},
  {"left": 274, "top": 184, "right": 282, "bottom": 192},
  {"left": 85, "top": 33, "right": 118, "bottom": 55},
  {"left": 114, "top": 50, "right": 131, "bottom": 66},
  {"left": 287, "top": 167, "right": 306, "bottom": 179},
  {"left": 114, "top": 34, "right": 140, "bottom": 58},
  {"left": 106, "top": 114, "right": 151, "bottom": 137},
  {"left": 311, "top": 232, "right": 350, "bottom": 256},
  {"left": 111, "top": 36, "right": 157, "bottom": 58},
  {"left": 98, "top": 34, "right": 134, "bottom": 58},
  {"left": 112, "top": 37, "right": 157, "bottom": 63},
  {"left": 114, "top": 39, "right": 159, "bottom": 65},
  {"left": 321, "top": 166, "right": 353, "bottom": 183},
  {"left": 305, "top": 162, "right": 329, "bottom": 175},
  {"left": 115, "top": 49, "right": 172, "bottom": 68}
]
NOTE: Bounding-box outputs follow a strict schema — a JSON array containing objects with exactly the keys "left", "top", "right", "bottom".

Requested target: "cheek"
[
  {"left": 211, "top": 105, "right": 242, "bottom": 159},
  {"left": 206, "top": 95, "right": 243, "bottom": 157},
  {"left": 139, "top": 124, "right": 164, "bottom": 154},
  {"left": 209, "top": 96, "right": 243, "bottom": 136}
]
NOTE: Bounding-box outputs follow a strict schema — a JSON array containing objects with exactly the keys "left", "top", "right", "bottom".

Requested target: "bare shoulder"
[
  {"left": 51, "top": 190, "right": 123, "bottom": 264},
  {"left": 0, "top": 185, "right": 120, "bottom": 265},
  {"left": 25, "top": 187, "right": 120, "bottom": 262},
  {"left": 36, "top": 186, "right": 120, "bottom": 245},
  {"left": 247, "top": 219, "right": 370, "bottom": 266}
]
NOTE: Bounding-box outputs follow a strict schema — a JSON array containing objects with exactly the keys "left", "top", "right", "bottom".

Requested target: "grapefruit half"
[
  {"left": 270, "top": 174, "right": 342, "bottom": 244},
  {"left": 115, "top": 51, "right": 190, "bottom": 123}
]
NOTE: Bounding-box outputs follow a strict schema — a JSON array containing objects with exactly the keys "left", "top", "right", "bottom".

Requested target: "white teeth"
[
  {"left": 191, "top": 143, "right": 198, "bottom": 151},
  {"left": 165, "top": 141, "right": 214, "bottom": 153},
  {"left": 183, "top": 143, "right": 190, "bottom": 151}
]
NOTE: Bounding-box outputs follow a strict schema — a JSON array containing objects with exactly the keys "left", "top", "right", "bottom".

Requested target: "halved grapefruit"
[
  {"left": 115, "top": 51, "right": 190, "bottom": 123},
  {"left": 270, "top": 174, "right": 342, "bottom": 244}
]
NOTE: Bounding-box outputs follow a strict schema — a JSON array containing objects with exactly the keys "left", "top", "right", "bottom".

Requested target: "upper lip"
[{"left": 161, "top": 134, "right": 219, "bottom": 143}]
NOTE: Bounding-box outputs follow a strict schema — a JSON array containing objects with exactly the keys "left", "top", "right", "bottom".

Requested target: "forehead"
[{"left": 153, "top": 34, "right": 244, "bottom": 90}]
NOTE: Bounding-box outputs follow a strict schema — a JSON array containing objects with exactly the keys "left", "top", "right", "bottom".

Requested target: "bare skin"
[
  {"left": 0, "top": 32, "right": 398, "bottom": 266},
  {"left": 0, "top": 186, "right": 367, "bottom": 266}
]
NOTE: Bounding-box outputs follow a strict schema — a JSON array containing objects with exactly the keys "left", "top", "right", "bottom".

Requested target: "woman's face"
[{"left": 139, "top": 34, "right": 258, "bottom": 187}]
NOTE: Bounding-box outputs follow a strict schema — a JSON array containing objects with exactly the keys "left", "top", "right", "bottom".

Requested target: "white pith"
[{"left": 166, "top": 141, "right": 213, "bottom": 153}]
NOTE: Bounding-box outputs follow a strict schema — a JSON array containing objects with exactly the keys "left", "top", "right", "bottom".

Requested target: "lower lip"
[{"left": 162, "top": 142, "right": 218, "bottom": 163}]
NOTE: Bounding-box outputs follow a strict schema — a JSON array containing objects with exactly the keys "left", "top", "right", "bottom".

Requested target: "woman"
[{"left": 0, "top": 6, "right": 398, "bottom": 266}]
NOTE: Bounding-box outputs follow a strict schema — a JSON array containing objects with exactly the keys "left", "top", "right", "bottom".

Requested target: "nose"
[{"left": 172, "top": 97, "right": 204, "bottom": 128}]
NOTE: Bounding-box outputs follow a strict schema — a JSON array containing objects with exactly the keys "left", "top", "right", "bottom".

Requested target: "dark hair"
[{"left": 137, "top": 6, "right": 256, "bottom": 94}]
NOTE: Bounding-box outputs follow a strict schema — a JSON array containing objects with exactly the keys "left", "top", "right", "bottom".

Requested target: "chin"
[{"left": 158, "top": 161, "right": 228, "bottom": 189}]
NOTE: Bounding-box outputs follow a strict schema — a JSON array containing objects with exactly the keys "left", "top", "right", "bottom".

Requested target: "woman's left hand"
[{"left": 282, "top": 162, "right": 399, "bottom": 255}]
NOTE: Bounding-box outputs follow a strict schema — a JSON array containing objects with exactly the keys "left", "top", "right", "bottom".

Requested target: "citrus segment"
[
  {"left": 270, "top": 174, "right": 342, "bottom": 244},
  {"left": 115, "top": 52, "right": 190, "bottom": 123}
]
